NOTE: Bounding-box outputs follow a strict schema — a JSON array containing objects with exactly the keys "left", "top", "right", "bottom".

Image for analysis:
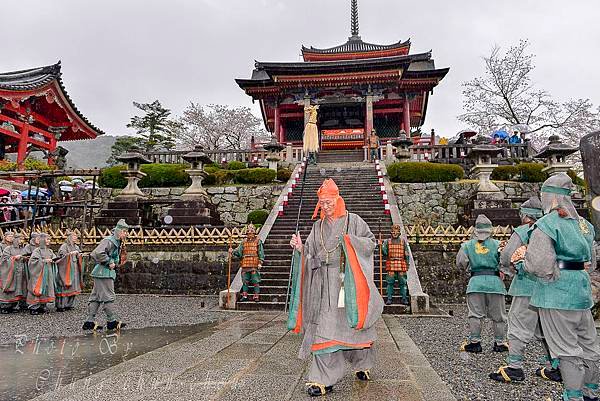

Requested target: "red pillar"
[
  {"left": 274, "top": 105, "right": 281, "bottom": 143},
  {"left": 17, "top": 124, "right": 29, "bottom": 167},
  {"left": 403, "top": 97, "right": 411, "bottom": 134}
]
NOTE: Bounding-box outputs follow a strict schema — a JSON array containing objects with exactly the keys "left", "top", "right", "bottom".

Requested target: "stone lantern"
[
  {"left": 263, "top": 136, "right": 285, "bottom": 172},
  {"left": 391, "top": 131, "right": 413, "bottom": 163},
  {"left": 535, "top": 135, "right": 577, "bottom": 176},
  {"left": 468, "top": 144, "right": 504, "bottom": 200},
  {"left": 181, "top": 145, "right": 213, "bottom": 200},
  {"left": 116, "top": 147, "right": 151, "bottom": 199}
]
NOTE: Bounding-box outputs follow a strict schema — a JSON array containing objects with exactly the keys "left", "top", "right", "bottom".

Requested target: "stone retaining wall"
[
  {"left": 114, "top": 248, "right": 229, "bottom": 295},
  {"left": 393, "top": 181, "right": 542, "bottom": 225}
]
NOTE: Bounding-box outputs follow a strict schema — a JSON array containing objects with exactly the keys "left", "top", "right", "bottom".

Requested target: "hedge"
[
  {"left": 277, "top": 168, "right": 292, "bottom": 182},
  {"left": 226, "top": 161, "right": 246, "bottom": 170},
  {"left": 388, "top": 162, "right": 464, "bottom": 183},
  {"left": 101, "top": 164, "right": 278, "bottom": 188},
  {"left": 234, "top": 168, "right": 276, "bottom": 184},
  {"left": 247, "top": 209, "right": 269, "bottom": 225},
  {"left": 0, "top": 158, "right": 55, "bottom": 171},
  {"left": 99, "top": 164, "right": 191, "bottom": 188}
]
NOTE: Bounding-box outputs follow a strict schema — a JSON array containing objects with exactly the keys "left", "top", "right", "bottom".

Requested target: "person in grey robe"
[
  {"left": 26, "top": 233, "right": 56, "bottom": 315},
  {"left": 524, "top": 173, "right": 599, "bottom": 401},
  {"left": 22, "top": 232, "right": 40, "bottom": 257},
  {"left": 55, "top": 230, "right": 83, "bottom": 311},
  {"left": 489, "top": 197, "right": 557, "bottom": 383},
  {"left": 0, "top": 232, "right": 26, "bottom": 313},
  {"left": 288, "top": 178, "right": 384, "bottom": 397},
  {"left": 457, "top": 214, "right": 508, "bottom": 353},
  {"left": 0, "top": 230, "right": 13, "bottom": 253},
  {"left": 82, "top": 219, "right": 129, "bottom": 331}
]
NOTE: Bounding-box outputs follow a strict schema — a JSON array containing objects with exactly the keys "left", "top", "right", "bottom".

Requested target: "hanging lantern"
[
  {"left": 384, "top": 203, "right": 391, "bottom": 215},
  {"left": 278, "top": 205, "right": 284, "bottom": 216},
  {"left": 382, "top": 193, "right": 388, "bottom": 204},
  {"left": 288, "top": 187, "right": 293, "bottom": 197},
  {"left": 283, "top": 195, "right": 288, "bottom": 206},
  {"left": 291, "top": 179, "right": 297, "bottom": 189},
  {"left": 380, "top": 185, "right": 386, "bottom": 194},
  {"left": 378, "top": 177, "right": 384, "bottom": 184}
]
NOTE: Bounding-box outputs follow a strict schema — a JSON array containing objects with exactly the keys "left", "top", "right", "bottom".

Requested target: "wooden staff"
[
  {"left": 378, "top": 225, "right": 384, "bottom": 296},
  {"left": 377, "top": 217, "right": 384, "bottom": 295},
  {"left": 226, "top": 236, "right": 233, "bottom": 308}
]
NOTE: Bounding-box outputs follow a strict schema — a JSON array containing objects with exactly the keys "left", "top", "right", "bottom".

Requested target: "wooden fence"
[{"left": 0, "top": 224, "right": 513, "bottom": 247}]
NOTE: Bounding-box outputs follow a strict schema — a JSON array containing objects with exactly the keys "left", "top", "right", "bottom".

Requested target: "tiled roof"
[{"left": 0, "top": 61, "right": 104, "bottom": 136}]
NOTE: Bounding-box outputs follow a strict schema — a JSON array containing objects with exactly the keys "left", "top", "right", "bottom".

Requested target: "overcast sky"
[{"left": 1, "top": 0, "right": 598, "bottom": 139}]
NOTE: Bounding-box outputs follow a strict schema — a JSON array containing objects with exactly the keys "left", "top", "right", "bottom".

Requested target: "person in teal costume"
[
  {"left": 524, "top": 173, "right": 599, "bottom": 401},
  {"left": 490, "top": 197, "right": 559, "bottom": 382},
  {"left": 457, "top": 214, "right": 508, "bottom": 353},
  {"left": 82, "top": 219, "right": 129, "bottom": 331}
]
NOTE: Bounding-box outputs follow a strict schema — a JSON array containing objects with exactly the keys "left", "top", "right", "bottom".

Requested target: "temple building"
[
  {"left": 236, "top": 0, "right": 448, "bottom": 150},
  {"left": 0, "top": 61, "right": 103, "bottom": 165}
]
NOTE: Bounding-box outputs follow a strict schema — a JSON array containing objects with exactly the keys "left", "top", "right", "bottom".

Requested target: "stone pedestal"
[
  {"left": 94, "top": 199, "right": 153, "bottom": 227},
  {"left": 472, "top": 164, "right": 503, "bottom": 200},
  {"left": 182, "top": 169, "right": 208, "bottom": 200},
  {"left": 119, "top": 170, "right": 147, "bottom": 199},
  {"left": 267, "top": 159, "right": 279, "bottom": 172},
  {"left": 219, "top": 289, "right": 237, "bottom": 310},
  {"left": 164, "top": 199, "right": 222, "bottom": 226},
  {"left": 385, "top": 142, "right": 393, "bottom": 163},
  {"left": 542, "top": 163, "right": 572, "bottom": 176}
]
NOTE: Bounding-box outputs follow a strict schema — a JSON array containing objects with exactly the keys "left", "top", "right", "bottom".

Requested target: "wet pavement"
[
  {"left": 23, "top": 312, "right": 455, "bottom": 401},
  {"left": 0, "top": 321, "right": 224, "bottom": 401}
]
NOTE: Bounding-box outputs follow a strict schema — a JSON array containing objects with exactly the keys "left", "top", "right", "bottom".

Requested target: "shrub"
[
  {"left": 0, "top": 158, "right": 53, "bottom": 172},
  {"left": 234, "top": 168, "right": 277, "bottom": 184},
  {"left": 516, "top": 163, "right": 547, "bottom": 183},
  {"left": 567, "top": 170, "right": 586, "bottom": 187},
  {"left": 388, "top": 162, "right": 464, "bottom": 183},
  {"left": 490, "top": 165, "right": 518, "bottom": 181},
  {"left": 277, "top": 168, "right": 292, "bottom": 182},
  {"left": 0, "top": 160, "right": 17, "bottom": 171},
  {"left": 207, "top": 169, "right": 236, "bottom": 185},
  {"left": 99, "top": 163, "right": 190, "bottom": 188},
  {"left": 139, "top": 164, "right": 190, "bottom": 188},
  {"left": 247, "top": 209, "right": 269, "bottom": 225},
  {"left": 98, "top": 165, "right": 127, "bottom": 188},
  {"left": 226, "top": 161, "right": 246, "bottom": 170},
  {"left": 24, "top": 157, "right": 55, "bottom": 171}
]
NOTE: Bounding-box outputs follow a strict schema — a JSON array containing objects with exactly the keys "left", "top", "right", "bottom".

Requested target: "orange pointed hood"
[{"left": 312, "top": 178, "right": 347, "bottom": 220}]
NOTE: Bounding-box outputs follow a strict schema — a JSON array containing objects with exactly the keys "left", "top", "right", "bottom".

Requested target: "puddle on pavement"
[{"left": 0, "top": 320, "right": 224, "bottom": 401}]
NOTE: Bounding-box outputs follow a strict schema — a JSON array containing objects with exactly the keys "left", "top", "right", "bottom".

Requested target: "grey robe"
[
  {"left": 0, "top": 244, "right": 26, "bottom": 303},
  {"left": 26, "top": 246, "right": 56, "bottom": 306},
  {"left": 295, "top": 212, "right": 384, "bottom": 359},
  {"left": 55, "top": 241, "right": 83, "bottom": 297}
]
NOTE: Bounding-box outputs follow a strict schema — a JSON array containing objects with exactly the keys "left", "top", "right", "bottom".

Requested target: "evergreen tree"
[{"left": 127, "top": 100, "right": 178, "bottom": 152}]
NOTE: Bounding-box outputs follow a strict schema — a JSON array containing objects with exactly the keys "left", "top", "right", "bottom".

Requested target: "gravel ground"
[
  {"left": 400, "top": 304, "right": 565, "bottom": 401},
  {"left": 0, "top": 294, "right": 231, "bottom": 345}
]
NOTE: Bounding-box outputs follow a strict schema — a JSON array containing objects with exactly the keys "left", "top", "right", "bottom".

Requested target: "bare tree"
[
  {"left": 459, "top": 40, "right": 599, "bottom": 150},
  {"left": 174, "top": 103, "right": 270, "bottom": 150}
]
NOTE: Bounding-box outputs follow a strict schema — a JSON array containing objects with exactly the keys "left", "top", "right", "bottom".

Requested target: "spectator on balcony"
[{"left": 509, "top": 131, "right": 522, "bottom": 145}]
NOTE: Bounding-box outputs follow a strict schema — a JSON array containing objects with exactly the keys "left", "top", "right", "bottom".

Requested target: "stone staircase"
[
  {"left": 238, "top": 160, "right": 409, "bottom": 314},
  {"left": 316, "top": 149, "right": 364, "bottom": 163}
]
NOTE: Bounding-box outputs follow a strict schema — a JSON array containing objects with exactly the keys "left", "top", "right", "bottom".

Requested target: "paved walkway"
[{"left": 33, "top": 312, "right": 455, "bottom": 401}]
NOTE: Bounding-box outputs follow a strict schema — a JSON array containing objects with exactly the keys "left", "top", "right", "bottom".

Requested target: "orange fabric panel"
[
  {"left": 65, "top": 254, "right": 72, "bottom": 287},
  {"left": 311, "top": 340, "right": 373, "bottom": 351},
  {"left": 343, "top": 235, "right": 370, "bottom": 330}
]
